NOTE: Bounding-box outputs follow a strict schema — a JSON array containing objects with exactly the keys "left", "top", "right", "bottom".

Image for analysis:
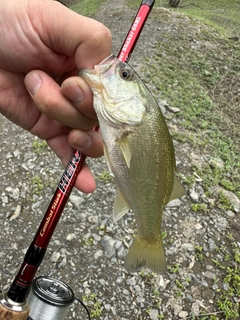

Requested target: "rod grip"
[
  {"left": 0, "top": 292, "right": 30, "bottom": 320},
  {"left": 0, "top": 303, "right": 29, "bottom": 320}
]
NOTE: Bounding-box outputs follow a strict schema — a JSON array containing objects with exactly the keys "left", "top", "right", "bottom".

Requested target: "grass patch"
[
  {"left": 141, "top": 14, "right": 240, "bottom": 198},
  {"left": 32, "top": 139, "right": 48, "bottom": 154},
  {"left": 173, "top": 0, "right": 240, "bottom": 37},
  {"left": 71, "top": 0, "right": 106, "bottom": 16}
]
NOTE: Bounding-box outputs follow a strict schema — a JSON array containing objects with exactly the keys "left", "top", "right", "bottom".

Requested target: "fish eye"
[{"left": 120, "top": 68, "right": 133, "bottom": 80}]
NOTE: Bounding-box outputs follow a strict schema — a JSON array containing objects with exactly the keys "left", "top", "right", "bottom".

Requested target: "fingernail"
[
  {"left": 65, "top": 83, "right": 84, "bottom": 105},
  {"left": 25, "top": 72, "right": 42, "bottom": 96},
  {"left": 73, "top": 131, "right": 92, "bottom": 150}
]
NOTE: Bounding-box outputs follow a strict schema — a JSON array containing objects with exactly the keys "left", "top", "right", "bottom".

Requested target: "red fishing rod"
[{"left": 0, "top": 1, "right": 155, "bottom": 319}]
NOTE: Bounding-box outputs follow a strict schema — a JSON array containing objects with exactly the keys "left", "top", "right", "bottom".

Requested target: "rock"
[
  {"left": 212, "top": 283, "right": 219, "bottom": 291},
  {"left": 189, "top": 189, "right": 199, "bottom": 202},
  {"left": 12, "top": 188, "right": 20, "bottom": 200},
  {"left": 149, "top": 308, "right": 159, "bottom": 320},
  {"left": 191, "top": 302, "right": 200, "bottom": 316},
  {"left": 166, "top": 104, "right": 181, "bottom": 113},
  {"left": 166, "top": 199, "right": 182, "bottom": 207},
  {"left": 209, "top": 157, "right": 224, "bottom": 169},
  {"left": 13, "top": 149, "right": 21, "bottom": 157},
  {"left": 208, "top": 238, "right": 217, "bottom": 251},
  {"left": 179, "top": 311, "right": 188, "bottom": 318},
  {"left": 94, "top": 250, "right": 103, "bottom": 259},
  {"left": 127, "top": 277, "right": 136, "bottom": 286},
  {"left": 2, "top": 195, "right": 8, "bottom": 204},
  {"left": 181, "top": 243, "right": 195, "bottom": 251},
  {"left": 104, "top": 304, "right": 111, "bottom": 311},
  {"left": 57, "top": 257, "right": 67, "bottom": 269},
  {"left": 9, "top": 205, "right": 21, "bottom": 221},
  {"left": 66, "top": 233, "right": 76, "bottom": 241},
  {"left": 50, "top": 252, "right": 61, "bottom": 262},
  {"left": 117, "top": 247, "right": 127, "bottom": 259},
  {"left": 116, "top": 276, "right": 124, "bottom": 285},
  {"left": 203, "top": 271, "right": 216, "bottom": 280},
  {"left": 194, "top": 223, "right": 203, "bottom": 230},
  {"left": 69, "top": 194, "right": 83, "bottom": 211},
  {"left": 99, "top": 279, "right": 106, "bottom": 286},
  {"left": 221, "top": 189, "right": 240, "bottom": 213},
  {"left": 101, "top": 235, "right": 116, "bottom": 257},
  {"left": 92, "top": 233, "right": 101, "bottom": 242},
  {"left": 216, "top": 216, "right": 228, "bottom": 230},
  {"left": 226, "top": 210, "right": 235, "bottom": 217}
]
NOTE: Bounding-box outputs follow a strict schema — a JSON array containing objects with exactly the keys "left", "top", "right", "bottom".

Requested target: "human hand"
[{"left": 0, "top": 0, "right": 112, "bottom": 192}]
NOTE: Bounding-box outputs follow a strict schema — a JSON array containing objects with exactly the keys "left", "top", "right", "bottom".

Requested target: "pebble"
[
  {"left": 181, "top": 243, "right": 195, "bottom": 251},
  {"left": 12, "top": 188, "right": 20, "bottom": 200},
  {"left": 190, "top": 189, "right": 199, "bottom": 202},
  {"left": 127, "top": 277, "right": 136, "bottom": 286},
  {"left": 51, "top": 252, "right": 61, "bottom": 262},
  {"left": 226, "top": 210, "right": 235, "bottom": 217},
  {"left": 101, "top": 235, "right": 116, "bottom": 257},
  {"left": 13, "top": 149, "right": 21, "bottom": 157},
  {"left": 166, "top": 199, "right": 182, "bottom": 207},
  {"left": 2, "top": 195, "right": 8, "bottom": 204},
  {"left": 9, "top": 205, "right": 21, "bottom": 221},
  {"left": 212, "top": 283, "right": 218, "bottom": 290},
  {"left": 216, "top": 217, "right": 228, "bottom": 230},
  {"left": 209, "top": 157, "right": 224, "bottom": 169},
  {"left": 203, "top": 271, "right": 216, "bottom": 280},
  {"left": 66, "top": 233, "right": 76, "bottom": 241},
  {"left": 191, "top": 301, "right": 200, "bottom": 316},
  {"left": 94, "top": 250, "right": 103, "bottom": 259},
  {"left": 69, "top": 194, "right": 83, "bottom": 211},
  {"left": 149, "top": 309, "right": 159, "bottom": 320},
  {"left": 218, "top": 188, "right": 240, "bottom": 213},
  {"left": 194, "top": 223, "right": 203, "bottom": 230},
  {"left": 57, "top": 257, "right": 67, "bottom": 269},
  {"left": 179, "top": 311, "right": 188, "bottom": 318},
  {"left": 92, "top": 233, "right": 101, "bottom": 242},
  {"left": 99, "top": 279, "right": 106, "bottom": 286},
  {"left": 116, "top": 276, "right": 124, "bottom": 285}
]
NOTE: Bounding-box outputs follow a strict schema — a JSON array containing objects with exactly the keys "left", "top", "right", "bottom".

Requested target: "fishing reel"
[
  {"left": 27, "top": 276, "right": 74, "bottom": 320},
  {"left": 0, "top": 276, "right": 90, "bottom": 320}
]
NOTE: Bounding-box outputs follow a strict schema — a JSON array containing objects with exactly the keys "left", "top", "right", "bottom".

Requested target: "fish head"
[{"left": 79, "top": 55, "right": 147, "bottom": 127}]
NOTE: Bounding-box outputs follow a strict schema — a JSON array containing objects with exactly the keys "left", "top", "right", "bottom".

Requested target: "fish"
[{"left": 80, "top": 55, "right": 184, "bottom": 274}]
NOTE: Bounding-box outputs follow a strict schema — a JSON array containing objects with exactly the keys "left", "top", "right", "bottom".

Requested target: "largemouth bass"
[{"left": 80, "top": 55, "right": 184, "bottom": 274}]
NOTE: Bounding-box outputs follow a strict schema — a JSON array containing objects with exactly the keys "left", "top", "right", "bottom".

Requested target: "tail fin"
[{"left": 124, "top": 235, "right": 166, "bottom": 274}]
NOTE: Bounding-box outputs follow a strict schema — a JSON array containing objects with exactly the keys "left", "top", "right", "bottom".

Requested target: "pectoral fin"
[
  {"left": 168, "top": 175, "right": 185, "bottom": 202},
  {"left": 113, "top": 188, "right": 131, "bottom": 222},
  {"left": 117, "top": 135, "right": 132, "bottom": 168},
  {"left": 103, "top": 143, "right": 113, "bottom": 173}
]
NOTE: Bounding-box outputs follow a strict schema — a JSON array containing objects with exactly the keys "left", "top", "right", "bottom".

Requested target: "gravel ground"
[{"left": 0, "top": 1, "right": 239, "bottom": 320}]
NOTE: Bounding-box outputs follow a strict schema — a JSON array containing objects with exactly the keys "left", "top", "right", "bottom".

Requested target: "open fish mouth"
[
  {"left": 79, "top": 55, "right": 119, "bottom": 79},
  {"left": 95, "top": 54, "right": 119, "bottom": 78}
]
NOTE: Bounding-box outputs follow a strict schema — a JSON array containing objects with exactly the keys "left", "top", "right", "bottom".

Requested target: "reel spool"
[{"left": 27, "top": 276, "right": 74, "bottom": 320}]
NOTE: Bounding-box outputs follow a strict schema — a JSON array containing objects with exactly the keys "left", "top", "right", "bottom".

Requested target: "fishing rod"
[{"left": 0, "top": 1, "right": 155, "bottom": 319}]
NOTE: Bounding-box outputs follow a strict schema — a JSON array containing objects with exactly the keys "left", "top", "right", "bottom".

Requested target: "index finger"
[{"left": 33, "top": 0, "right": 112, "bottom": 68}]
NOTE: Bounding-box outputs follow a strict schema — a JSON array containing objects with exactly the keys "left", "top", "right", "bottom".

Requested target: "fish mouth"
[
  {"left": 79, "top": 54, "right": 119, "bottom": 79},
  {"left": 95, "top": 54, "right": 119, "bottom": 78}
]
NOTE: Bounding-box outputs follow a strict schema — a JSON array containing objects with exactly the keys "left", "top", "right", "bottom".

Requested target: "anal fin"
[{"left": 113, "top": 188, "right": 131, "bottom": 222}]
